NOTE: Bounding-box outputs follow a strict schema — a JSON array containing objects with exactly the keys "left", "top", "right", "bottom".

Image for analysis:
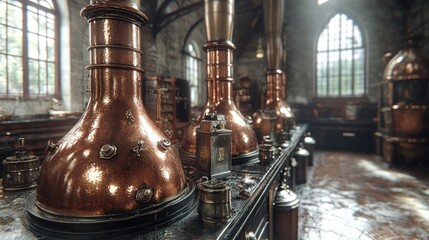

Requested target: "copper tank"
[
  {"left": 180, "top": 0, "right": 259, "bottom": 165},
  {"left": 381, "top": 37, "right": 429, "bottom": 166},
  {"left": 253, "top": 0, "right": 295, "bottom": 143},
  {"left": 35, "top": 0, "right": 186, "bottom": 216},
  {"left": 383, "top": 38, "right": 429, "bottom": 138}
]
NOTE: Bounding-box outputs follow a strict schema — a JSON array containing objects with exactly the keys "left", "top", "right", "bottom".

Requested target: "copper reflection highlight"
[{"left": 36, "top": 1, "right": 186, "bottom": 216}]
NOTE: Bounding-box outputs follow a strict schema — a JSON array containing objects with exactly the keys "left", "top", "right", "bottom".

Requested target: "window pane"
[
  {"left": 0, "top": 1, "right": 6, "bottom": 25},
  {"left": 0, "top": 55, "right": 6, "bottom": 94},
  {"left": 40, "top": 0, "right": 55, "bottom": 9},
  {"left": 39, "top": 35, "right": 47, "bottom": 60},
  {"left": 28, "top": 32, "right": 39, "bottom": 58},
  {"left": 28, "top": 59, "right": 39, "bottom": 95},
  {"left": 7, "top": 3, "right": 22, "bottom": 28},
  {"left": 0, "top": 26, "right": 6, "bottom": 53},
  {"left": 7, "top": 55, "right": 23, "bottom": 95},
  {"left": 27, "top": 7, "right": 39, "bottom": 34},
  {"left": 47, "top": 38, "right": 55, "bottom": 61},
  {"left": 7, "top": 27, "right": 23, "bottom": 56},
  {"left": 39, "top": 61, "right": 47, "bottom": 94},
  {"left": 47, "top": 62, "right": 55, "bottom": 94},
  {"left": 47, "top": 16, "right": 55, "bottom": 37},
  {"left": 318, "top": 29, "right": 328, "bottom": 51},
  {"left": 38, "top": 10, "right": 47, "bottom": 35}
]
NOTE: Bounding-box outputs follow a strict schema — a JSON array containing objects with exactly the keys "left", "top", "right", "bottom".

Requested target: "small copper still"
[
  {"left": 197, "top": 177, "right": 232, "bottom": 225},
  {"left": 180, "top": 0, "right": 259, "bottom": 166},
  {"left": 253, "top": 0, "right": 295, "bottom": 144},
  {"left": 24, "top": 0, "right": 195, "bottom": 237},
  {"left": 381, "top": 37, "right": 429, "bottom": 165},
  {"left": 2, "top": 138, "right": 39, "bottom": 191}
]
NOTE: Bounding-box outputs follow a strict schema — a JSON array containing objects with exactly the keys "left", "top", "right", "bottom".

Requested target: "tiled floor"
[{"left": 297, "top": 151, "right": 429, "bottom": 240}]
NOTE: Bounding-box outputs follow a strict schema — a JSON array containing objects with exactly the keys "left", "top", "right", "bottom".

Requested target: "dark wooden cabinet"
[{"left": 310, "top": 119, "right": 377, "bottom": 153}]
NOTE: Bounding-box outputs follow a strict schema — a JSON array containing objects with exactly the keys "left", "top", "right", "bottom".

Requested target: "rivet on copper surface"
[
  {"left": 132, "top": 140, "right": 145, "bottom": 157},
  {"left": 126, "top": 109, "right": 135, "bottom": 125},
  {"left": 99, "top": 144, "right": 117, "bottom": 159},
  {"left": 45, "top": 140, "right": 58, "bottom": 153},
  {"left": 158, "top": 139, "right": 171, "bottom": 151},
  {"left": 135, "top": 187, "right": 153, "bottom": 203},
  {"left": 164, "top": 129, "right": 174, "bottom": 139}
]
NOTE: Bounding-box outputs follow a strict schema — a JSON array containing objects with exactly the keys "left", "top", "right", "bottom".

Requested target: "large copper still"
[
  {"left": 180, "top": 0, "right": 259, "bottom": 165},
  {"left": 253, "top": 0, "right": 295, "bottom": 143},
  {"left": 381, "top": 37, "right": 429, "bottom": 165},
  {"left": 24, "top": 1, "right": 194, "bottom": 237}
]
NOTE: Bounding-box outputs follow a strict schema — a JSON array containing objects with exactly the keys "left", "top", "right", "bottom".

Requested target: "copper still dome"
[{"left": 384, "top": 38, "right": 429, "bottom": 81}]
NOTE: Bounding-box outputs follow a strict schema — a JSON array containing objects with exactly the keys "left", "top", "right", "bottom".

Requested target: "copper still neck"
[
  {"left": 205, "top": 41, "right": 235, "bottom": 104},
  {"left": 180, "top": 0, "right": 259, "bottom": 165},
  {"left": 35, "top": 1, "right": 186, "bottom": 216},
  {"left": 265, "top": 69, "right": 283, "bottom": 103}
]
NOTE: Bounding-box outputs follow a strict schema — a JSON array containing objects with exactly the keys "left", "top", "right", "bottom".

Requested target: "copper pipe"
[
  {"left": 264, "top": 0, "right": 283, "bottom": 70},
  {"left": 253, "top": 0, "right": 295, "bottom": 142},
  {"left": 180, "top": 0, "right": 259, "bottom": 165},
  {"left": 36, "top": 0, "right": 186, "bottom": 216}
]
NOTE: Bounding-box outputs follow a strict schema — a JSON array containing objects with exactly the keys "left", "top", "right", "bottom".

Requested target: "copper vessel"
[
  {"left": 24, "top": 1, "right": 196, "bottom": 237},
  {"left": 381, "top": 37, "right": 429, "bottom": 166},
  {"left": 180, "top": 0, "right": 259, "bottom": 165},
  {"left": 253, "top": 0, "right": 295, "bottom": 143},
  {"left": 2, "top": 138, "right": 39, "bottom": 191}
]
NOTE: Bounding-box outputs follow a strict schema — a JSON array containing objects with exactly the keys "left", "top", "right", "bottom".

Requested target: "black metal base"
[
  {"left": 232, "top": 149, "right": 260, "bottom": 165},
  {"left": 180, "top": 148, "right": 260, "bottom": 167},
  {"left": 22, "top": 179, "right": 197, "bottom": 239}
]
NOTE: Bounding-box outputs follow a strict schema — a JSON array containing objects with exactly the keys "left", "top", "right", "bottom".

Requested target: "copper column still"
[
  {"left": 180, "top": 0, "right": 259, "bottom": 165},
  {"left": 24, "top": 0, "right": 195, "bottom": 237},
  {"left": 253, "top": 0, "right": 295, "bottom": 144},
  {"left": 381, "top": 37, "right": 429, "bottom": 165}
]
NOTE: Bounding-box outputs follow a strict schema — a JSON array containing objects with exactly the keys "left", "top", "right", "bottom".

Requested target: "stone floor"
[{"left": 297, "top": 151, "right": 429, "bottom": 240}]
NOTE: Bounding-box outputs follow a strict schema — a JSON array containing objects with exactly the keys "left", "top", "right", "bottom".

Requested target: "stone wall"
[{"left": 407, "top": 0, "right": 429, "bottom": 54}]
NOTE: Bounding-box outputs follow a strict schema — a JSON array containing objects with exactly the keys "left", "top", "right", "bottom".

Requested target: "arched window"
[
  {"left": 0, "top": 0, "right": 59, "bottom": 98},
  {"left": 316, "top": 13, "right": 365, "bottom": 97},
  {"left": 185, "top": 43, "right": 201, "bottom": 107}
]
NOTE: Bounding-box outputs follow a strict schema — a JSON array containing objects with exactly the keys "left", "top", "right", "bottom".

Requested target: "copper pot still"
[
  {"left": 381, "top": 37, "right": 429, "bottom": 166},
  {"left": 383, "top": 37, "right": 429, "bottom": 137},
  {"left": 34, "top": 0, "right": 187, "bottom": 216},
  {"left": 180, "top": 0, "right": 259, "bottom": 166},
  {"left": 253, "top": 0, "right": 295, "bottom": 144}
]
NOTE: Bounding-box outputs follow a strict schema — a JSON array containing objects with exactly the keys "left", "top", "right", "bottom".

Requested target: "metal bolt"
[
  {"left": 135, "top": 187, "right": 153, "bottom": 203},
  {"left": 99, "top": 144, "right": 117, "bottom": 159},
  {"left": 158, "top": 139, "right": 171, "bottom": 151}
]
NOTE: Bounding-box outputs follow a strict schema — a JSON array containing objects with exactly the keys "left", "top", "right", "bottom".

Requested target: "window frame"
[
  {"left": 314, "top": 13, "right": 367, "bottom": 98},
  {"left": 184, "top": 42, "right": 202, "bottom": 107},
  {"left": 0, "top": 0, "right": 60, "bottom": 100}
]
